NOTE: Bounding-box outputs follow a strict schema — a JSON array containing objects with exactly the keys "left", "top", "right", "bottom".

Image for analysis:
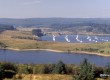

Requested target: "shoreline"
[
  {"left": 5, "top": 48, "right": 64, "bottom": 53},
  {"left": 49, "top": 32, "right": 110, "bottom": 36},
  {"left": 2, "top": 48, "right": 110, "bottom": 57}
]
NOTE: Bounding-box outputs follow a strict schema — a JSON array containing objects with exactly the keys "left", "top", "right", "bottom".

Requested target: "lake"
[
  {"left": 41, "top": 34, "right": 110, "bottom": 43},
  {"left": 0, "top": 49, "right": 110, "bottom": 66}
]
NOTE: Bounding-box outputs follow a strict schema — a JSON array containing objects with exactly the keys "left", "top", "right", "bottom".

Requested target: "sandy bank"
[{"left": 1, "top": 48, "right": 109, "bottom": 57}]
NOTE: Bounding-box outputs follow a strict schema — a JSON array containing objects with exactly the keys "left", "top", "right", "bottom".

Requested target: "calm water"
[
  {"left": 41, "top": 34, "right": 110, "bottom": 43},
  {"left": 0, "top": 50, "right": 110, "bottom": 66}
]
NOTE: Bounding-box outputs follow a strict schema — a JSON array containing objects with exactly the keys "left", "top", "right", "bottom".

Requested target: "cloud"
[{"left": 22, "top": 0, "right": 42, "bottom": 5}]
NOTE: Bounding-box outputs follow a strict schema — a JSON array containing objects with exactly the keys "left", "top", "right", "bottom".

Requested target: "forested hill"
[
  {"left": 0, "top": 18, "right": 110, "bottom": 34},
  {"left": 0, "top": 24, "right": 15, "bottom": 31},
  {"left": 0, "top": 18, "right": 110, "bottom": 26}
]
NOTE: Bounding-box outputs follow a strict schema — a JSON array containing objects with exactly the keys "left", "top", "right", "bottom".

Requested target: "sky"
[{"left": 0, "top": 0, "right": 110, "bottom": 18}]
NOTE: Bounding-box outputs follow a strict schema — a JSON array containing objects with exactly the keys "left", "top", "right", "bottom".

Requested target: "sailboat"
[
  {"left": 87, "top": 35, "right": 92, "bottom": 42},
  {"left": 53, "top": 35, "right": 56, "bottom": 42},
  {"left": 76, "top": 35, "right": 78, "bottom": 41},
  {"left": 87, "top": 36, "right": 90, "bottom": 39},
  {"left": 76, "top": 35, "right": 80, "bottom": 42},
  {"left": 65, "top": 35, "right": 70, "bottom": 42},
  {"left": 89, "top": 38, "right": 92, "bottom": 41}
]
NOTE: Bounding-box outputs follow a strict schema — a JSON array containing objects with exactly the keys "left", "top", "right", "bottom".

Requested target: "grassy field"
[
  {"left": 0, "top": 30, "right": 110, "bottom": 56},
  {"left": 4, "top": 74, "right": 110, "bottom": 80},
  {"left": 15, "top": 74, "right": 72, "bottom": 80}
]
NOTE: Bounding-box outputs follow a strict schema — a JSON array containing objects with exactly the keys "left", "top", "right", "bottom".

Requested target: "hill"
[
  {"left": 0, "top": 24, "right": 15, "bottom": 32},
  {"left": 0, "top": 18, "right": 110, "bottom": 34}
]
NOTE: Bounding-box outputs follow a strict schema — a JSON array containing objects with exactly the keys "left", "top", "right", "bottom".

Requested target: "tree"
[
  {"left": 94, "top": 67, "right": 104, "bottom": 78},
  {"left": 74, "top": 58, "right": 95, "bottom": 80},
  {"left": 40, "top": 65, "right": 48, "bottom": 74},
  {"left": 53, "top": 61, "right": 66, "bottom": 74},
  {"left": 32, "top": 29, "right": 44, "bottom": 37},
  {"left": 104, "top": 63, "right": 110, "bottom": 74},
  {"left": 0, "top": 64, "right": 3, "bottom": 80},
  {"left": 0, "top": 63, "right": 17, "bottom": 79},
  {"left": 2, "top": 63, "right": 17, "bottom": 78},
  {"left": 0, "top": 42, "right": 7, "bottom": 49},
  {"left": 0, "top": 24, "right": 15, "bottom": 31},
  {"left": 103, "top": 63, "right": 110, "bottom": 79}
]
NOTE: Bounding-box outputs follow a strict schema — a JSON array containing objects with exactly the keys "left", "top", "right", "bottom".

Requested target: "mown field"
[{"left": 0, "top": 30, "right": 110, "bottom": 56}]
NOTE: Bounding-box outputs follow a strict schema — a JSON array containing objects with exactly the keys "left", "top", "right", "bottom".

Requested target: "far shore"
[
  {"left": 1, "top": 48, "right": 110, "bottom": 57},
  {"left": 47, "top": 32, "right": 110, "bottom": 36}
]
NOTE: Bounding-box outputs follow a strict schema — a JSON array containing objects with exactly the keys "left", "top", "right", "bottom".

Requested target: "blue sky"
[{"left": 0, "top": 0, "right": 110, "bottom": 18}]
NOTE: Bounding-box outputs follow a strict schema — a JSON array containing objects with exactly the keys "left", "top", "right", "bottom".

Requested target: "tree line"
[
  {"left": 0, "top": 59, "right": 110, "bottom": 80},
  {"left": 0, "top": 24, "right": 15, "bottom": 31}
]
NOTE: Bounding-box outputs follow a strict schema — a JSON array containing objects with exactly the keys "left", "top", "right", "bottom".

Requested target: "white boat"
[
  {"left": 76, "top": 35, "right": 79, "bottom": 41},
  {"left": 105, "top": 40, "right": 108, "bottom": 41},
  {"left": 104, "top": 40, "right": 108, "bottom": 42},
  {"left": 87, "top": 36, "right": 92, "bottom": 42},
  {"left": 76, "top": 35, "right": 78, "bottom": 39},
  {"left": 53, "top": 35, "right": 56, "bottom": 42},
  {"left": 87, "top": 36, "right": 90, "bottom": 39},
  {"left": 75, "top": 35, "right": 83, "bottom": 43},
  {"left": 89, "top": 38, "right": 92, "bottom": 41},
  {"left": 95, "top": 41, "right": 98, "bottom": 43},
  {"left": 65, "top": 35, "right": 70, "bottom": 42}
]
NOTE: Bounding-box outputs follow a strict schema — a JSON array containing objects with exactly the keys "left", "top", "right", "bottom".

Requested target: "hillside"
[
  {"left": 0, "top": 18, "right": 110, "bottom": 34},
  {"left": 0, "top": 24, "right": 15, "bottom": 31}
]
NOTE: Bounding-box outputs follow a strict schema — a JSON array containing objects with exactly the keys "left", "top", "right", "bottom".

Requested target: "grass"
[
  {"left": 0, "top": 30, "right": 110, "bottom": 56},
  {"left": 4, "top": 74, "right": 110, "bottom": 80},
  {"left": 4, "top": 74, "right": 72, "bottom": 80},
  {"left": 20, "top": 74, "right": 72, "bottom": 80}
]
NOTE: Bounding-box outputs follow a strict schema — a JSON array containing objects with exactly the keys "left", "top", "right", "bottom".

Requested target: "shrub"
[
  {"left": 74, "top": 58, "right": 95, "bottom": 80},
  {"left": 53, "top": 61, "right": 67, "bottom": 74},
  {"left": 0, "top": 62, "right": 17, "bottom": 79}
]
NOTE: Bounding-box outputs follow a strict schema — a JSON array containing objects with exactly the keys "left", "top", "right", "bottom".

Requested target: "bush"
[
  {"left": 17, "top": 64, "right": 32, "bottom": 74},
  {"left": 0, "top": 64, "right": 4, "bottom": 80},
  {"left": 94, "top": 66, "right": 104, "bottom": 78},
  {"left": 74, "top": 58, "right": 95, "bottom": 80},
  {"left": 53, "top": 61, "right": 67, "bottom": 74},
  {"left": 32, "top": 29, "right": 44, "bottom": 37},
  {"left": 0, "top": 62, "right": 17, "bottom": 79},
  {"left": 103, "top": 63, "right": 110, "bottom": 79}
]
